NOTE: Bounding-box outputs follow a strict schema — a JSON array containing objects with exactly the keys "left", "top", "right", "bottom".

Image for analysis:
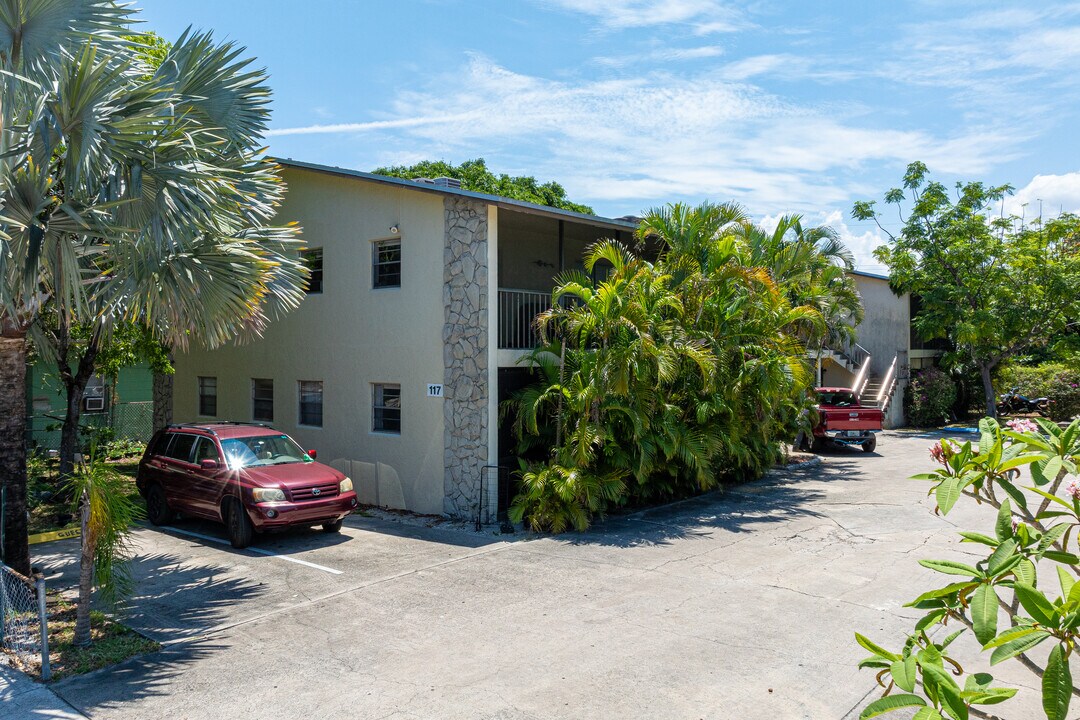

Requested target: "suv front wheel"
[
  {"left": 226, "top": 500, "right": 255, "bottom": 549},
  {"left": 146, "top": 485, "right": 171, "bottom": 526}
]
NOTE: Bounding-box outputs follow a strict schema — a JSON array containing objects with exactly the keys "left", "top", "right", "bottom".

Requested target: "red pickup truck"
[{"left": 806, "top": 387, "right": 883, "bottom": 453}]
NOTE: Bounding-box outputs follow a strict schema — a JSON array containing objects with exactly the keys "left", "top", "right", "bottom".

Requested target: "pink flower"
[
  {"left": 929, "top": 439, "right": 960, "bottom": 465},
  {"left": 1006, "top": 418, "right": 1039, "bottom": 434},
  {"left": 1065, "top": 478, "right": 1080, "bottom": 501}
]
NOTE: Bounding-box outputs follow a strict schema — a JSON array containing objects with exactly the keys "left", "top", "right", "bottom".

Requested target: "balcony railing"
[{"left": 498, "top": 288, "right": 552, "bottom": 349}]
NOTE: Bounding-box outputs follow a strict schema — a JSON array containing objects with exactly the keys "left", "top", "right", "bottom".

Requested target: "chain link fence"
[
  {"left": 0, "top": 563, "right": 50, "bottom": 680},
  {"left": 27, "top": 400, "right": 153, "bottom": 453}
]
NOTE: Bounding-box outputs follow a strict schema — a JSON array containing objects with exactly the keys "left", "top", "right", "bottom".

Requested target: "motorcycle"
[{"left": 996, "top": 387, "right": 1053, "bottom": 417}]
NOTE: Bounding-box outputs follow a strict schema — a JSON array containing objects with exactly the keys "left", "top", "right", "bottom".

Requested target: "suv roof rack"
[
  {"left": 165, "top": 421, "right": 273, "bottom": 436},
  {"left": 166, "top": 423, "right": 219, "bottom": 435}
]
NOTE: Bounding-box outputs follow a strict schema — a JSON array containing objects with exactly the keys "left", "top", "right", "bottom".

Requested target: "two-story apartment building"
[
  {"left": 171, "top": 159, "right": 637, "bottom": 521},
  {"left": 171, "top": 159, "right": 923, "bottom": 521}
]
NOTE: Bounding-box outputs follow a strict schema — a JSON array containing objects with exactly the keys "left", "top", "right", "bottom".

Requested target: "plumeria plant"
[{"left": 856, "top": 416, "right": 1080, "bottom": 720}]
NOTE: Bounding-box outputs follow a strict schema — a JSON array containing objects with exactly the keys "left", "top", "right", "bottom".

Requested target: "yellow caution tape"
[{"left": 28, "top": 526, "right": 81, "bottom": 545}]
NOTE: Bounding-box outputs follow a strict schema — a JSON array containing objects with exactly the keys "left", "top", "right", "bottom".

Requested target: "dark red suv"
[{"left": 137, "top": 422, "right": 358, "bottom": 548}]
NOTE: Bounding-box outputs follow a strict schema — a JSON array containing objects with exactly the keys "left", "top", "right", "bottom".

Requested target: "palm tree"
[{"left": 0, "top": 3, "right": 305, "bottom": 591}]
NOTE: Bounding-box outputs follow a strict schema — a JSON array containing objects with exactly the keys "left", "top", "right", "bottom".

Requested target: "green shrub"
[
  {"left": 997, "top": 362, "right": 1080, "bottom": 422},
  {"left": 904, "top": 367, "right": 957, "bottom": 427},
  {"left": 508, "top": 462, "right": 626, "bottom": 533}
]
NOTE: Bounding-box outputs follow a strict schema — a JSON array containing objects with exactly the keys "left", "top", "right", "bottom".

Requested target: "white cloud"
[
  {"left": 540, "top": 0, "right": 744, "bottom": 32},
  {"left": 595, "top": 44, "right": 725, "bottom": 68},
  {"left": 265, "top": 114, "right": 475, "bottom": 137},
  {"left": 1003, "top": 171, "right": 1080, "bottom": 220},
  {"left": 326, "top": 56, "right": 1015, "bottom": 213},
  {"left": 758, "top": 209, "right": 887, "bottom": 273}
]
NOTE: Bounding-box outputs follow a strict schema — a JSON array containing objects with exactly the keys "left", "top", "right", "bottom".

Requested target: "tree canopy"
[
  {"left": 853, "top": 161, "right": 1080, "bottom": 416},
  {"left": 506, "top": 202, "right": 859, "bottom": 532},
  {"left": 373, "top": 158, "right": 594, "bottom": 214}
]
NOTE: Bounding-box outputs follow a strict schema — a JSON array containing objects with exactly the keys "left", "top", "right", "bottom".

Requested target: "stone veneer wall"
[{"left": 442, "top": 197, "right": 489, "bottom": 518}]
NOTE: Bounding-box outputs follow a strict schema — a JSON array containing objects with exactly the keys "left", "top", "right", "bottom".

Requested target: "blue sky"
[{"left": 137, "top": 0, "right": 1080, "bottom": 271}]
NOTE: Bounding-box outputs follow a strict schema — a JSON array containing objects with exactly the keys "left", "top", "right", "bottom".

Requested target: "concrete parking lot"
[{"left": 29, "top": 431, "right": 1043, "bottom": 719}]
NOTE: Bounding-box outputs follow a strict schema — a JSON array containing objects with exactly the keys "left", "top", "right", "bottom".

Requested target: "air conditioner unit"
[{"left": 84, "top": 396, "right": 105, "bottom": 412}]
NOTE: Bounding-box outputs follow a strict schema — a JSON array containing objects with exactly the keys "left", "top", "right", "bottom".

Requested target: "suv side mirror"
[
  {"left": 307, "top": 449, "right": 317, "bottom": 459},
  {"left": 200, "top": 459, "right": 220, "bottom": 470}
]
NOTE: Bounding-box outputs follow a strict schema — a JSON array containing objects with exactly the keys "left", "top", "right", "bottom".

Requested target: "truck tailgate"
[{"left": 823, "top": 408, "right": 883, "bottom": 430}]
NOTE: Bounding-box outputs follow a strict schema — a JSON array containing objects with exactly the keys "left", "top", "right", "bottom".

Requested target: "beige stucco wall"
[
  {"left": 172, "top": 167, "right": 449, "bottom": 514},
  {"left": 852, "top": 274, "right": 910, "bottom": 427}
]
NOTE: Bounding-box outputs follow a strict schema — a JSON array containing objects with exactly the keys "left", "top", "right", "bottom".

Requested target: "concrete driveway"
[{"left": 30, "top": 431, "right": 1044, "bottom": 719}]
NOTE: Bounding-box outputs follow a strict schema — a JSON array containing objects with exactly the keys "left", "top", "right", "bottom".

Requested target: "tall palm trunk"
[
  {"left": 0, "top": 328, "right": 31, "bottom": 575},
  {"left": 72, "top": 488, "right": 95, "bottom": 646}
]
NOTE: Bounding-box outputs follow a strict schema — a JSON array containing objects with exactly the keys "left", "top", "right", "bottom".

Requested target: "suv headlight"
[
  {"left": 339, "top": 477, "right": 353, "bottom": 494},
  {"left": 252, "top": 487, "right": 286, "bottom": 503}
]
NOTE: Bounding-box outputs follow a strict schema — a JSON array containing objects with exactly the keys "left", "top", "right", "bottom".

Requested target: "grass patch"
[{"left": 42, "top": 594, "right": 159, "bottom": 681}]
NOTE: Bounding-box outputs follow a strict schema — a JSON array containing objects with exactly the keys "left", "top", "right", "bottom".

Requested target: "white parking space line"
[{"left": 151, "top": 525, "right": 345, "bottom": 575}]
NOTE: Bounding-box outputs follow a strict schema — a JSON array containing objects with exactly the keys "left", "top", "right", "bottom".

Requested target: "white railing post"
[{"left": 876, "top": 356, "right": 898, "bottom": 408}]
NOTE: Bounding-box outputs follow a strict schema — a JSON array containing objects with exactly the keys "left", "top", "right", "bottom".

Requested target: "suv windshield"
[
  {"left": 818, "top": 390, "right": 858, "bottom": 407},
  {"left": 221, "top": 435, "right": 314, "bottom": 469}
]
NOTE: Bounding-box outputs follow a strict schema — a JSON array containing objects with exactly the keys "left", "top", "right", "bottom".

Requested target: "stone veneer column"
[{"left": 442, "top": 196, "right": 489, "bottom": 518}]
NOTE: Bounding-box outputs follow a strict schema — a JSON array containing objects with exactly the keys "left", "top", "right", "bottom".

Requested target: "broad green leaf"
[
  {"left": 995, "top": 499, "right": 1013, "bottom": 542},
  {"left": 908, "top": 582, "right": 973, "bottom": 606},
  {"left": 989, "top": 629, "right": 1051, "bottom": 664},
  {"left": 939, "top": 628, "right": 965, "bottom": 649},
  {"left": 963, "top": 672, "right": 993, "bottom": 692},
  {"left": 987, "top": 555, "right": 1021, "bottom": 578},
  {"left": 1014, "top": 558, "right": 1037, "bottom": 586},
  {"left": 859, "top": 694, "right": 926, "bottom": 719},
  {"left": 1013, "top": 583, "right": 1057, "bottom": 626},
  {"left": 1033, "top": 456, "right": 1065, "bottom": 486},
  {"left": 911, "top": 709, "right": 945, "bottom": 720},
  {"left": 911, "top": 472, "right": 944, "bottom": 481},
  {"left": 986, "top": 539, "right": 1017, "bottom": 575},
  {"left": 915, "top": 608, "right": 949, "bottom": 631},
  {"left": 971, "top": 583, "right": 998, "bottom": 645},
  {"left": 1058, "top": 566, "right": 1075, "bottom": 602},
  {"left": 935, "top": 477, "right": 963, "bottom": 515},
  {"left": 1028, "top": 486, "right": 1076, "bottom": 513},
  {"left": 890, "top": 655, "right": 918, "bottom": 693},
  {"left": 979, "top": 418, "right": 997, "bottom": 455},
  {"left": 957, "top": 531, "right": 998, "bottom": 547},
  {"left": 962, "top": 688, "right": 1018, "bottom": 705},
  {"left": 858, "top": 656, "right": 891, "bottom": 669},
  {"left": 920, "top": 664, "right": 967, "bottom": 720},
  {"left": 1038, "top": 523, "right": 1070, "bottom": 554},
  {"left": 1044, "top": 551, "right": 1080, "bottom": 565},
  {"left": 983, "top": 624, "right": 1043, "bottom": 648},
  {"left": 994, "top": 475, "right": 1029, "bottom": 510},
  {"left": 1068, "top": 579, "right": 1080, "bottom": 610},
  {"left": 918, "top": 643, "right": 944, "bottom": 669},
  {"left": 919, "top": 559, "right": 982, "bottom": 578},
  {"left": 1043, "top": 644, "right": 1073, "bottom": 720},
  {"left": 999, "top": 454, "right": 1040, "bottom": 471},
  {"left": 855, "top": 633, "right": 900, "bottom": 661}
]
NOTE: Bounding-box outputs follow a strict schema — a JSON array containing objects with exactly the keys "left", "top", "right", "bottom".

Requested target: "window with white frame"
[
  {"left": 373, "top": 239, "right": 401, "bottom": 288},
  {"left": 252, "top": 378, "right": 273, "bottom": 422},
  {"left": 298, "top": 381, "right": 323, "bottom": 427},
  {"left": 372, "top": 383, "right": 401, "bottom": 434},
  {"left": 198, "top": 376, "right": 217, "bottom": 417}
]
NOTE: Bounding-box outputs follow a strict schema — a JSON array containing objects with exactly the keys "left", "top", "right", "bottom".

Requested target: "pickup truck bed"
[{"left": 808, "top": 387, "right": 883, "bottom": 453}]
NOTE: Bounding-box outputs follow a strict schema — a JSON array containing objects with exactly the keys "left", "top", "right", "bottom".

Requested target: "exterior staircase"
[{"left": 819, "top": 341, "right": 901, "bottom": 416}]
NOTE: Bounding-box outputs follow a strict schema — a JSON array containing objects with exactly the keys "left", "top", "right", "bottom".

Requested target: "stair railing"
[
  {"left": 850, "top": 352, "right": 872, "bottom": 397},
  {"left": 876, "top": 355, "right": 898, "bottom": 411}
]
